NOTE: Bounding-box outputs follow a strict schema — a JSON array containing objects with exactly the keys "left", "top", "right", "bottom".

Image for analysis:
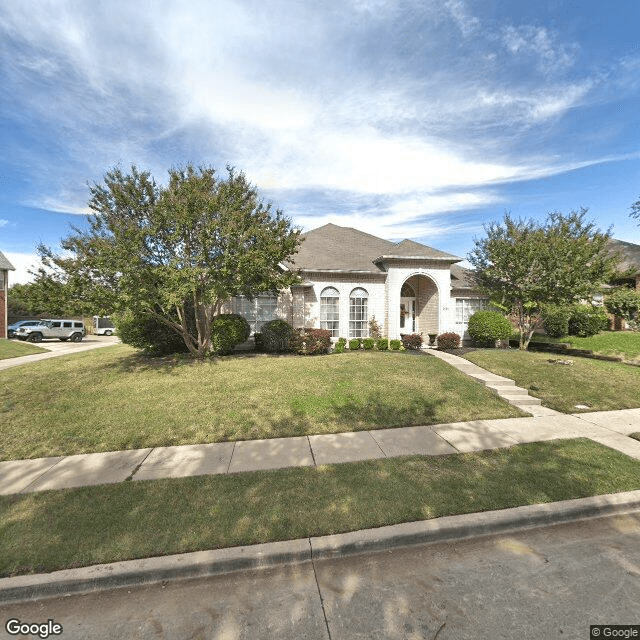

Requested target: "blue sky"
[{"left": 1, "top": 0, "right": 640, "bottom": 283}]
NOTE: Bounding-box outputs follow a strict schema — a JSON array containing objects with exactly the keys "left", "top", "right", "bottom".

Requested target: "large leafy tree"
[
  {"left": 468, "top": 208, "right": 618, "bottom": 349},
  {"left": 36, "top": 164, "right": 302, "bottom": 357}
]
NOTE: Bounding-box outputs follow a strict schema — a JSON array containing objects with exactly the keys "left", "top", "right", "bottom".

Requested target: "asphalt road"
[{"left": 1, "top": 511, "right": 639, "bottom": 640}]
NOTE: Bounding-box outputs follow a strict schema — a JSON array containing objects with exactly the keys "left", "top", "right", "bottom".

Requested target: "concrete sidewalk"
[{"left": 2, "top": 408, "right": 640, "bottom": 495}]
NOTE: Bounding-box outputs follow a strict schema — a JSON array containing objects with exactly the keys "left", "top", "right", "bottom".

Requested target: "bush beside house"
[
  {"left": 467, "top": 311, "right": 513, "bottom": 346},
  {"left": 437, "top": 332, "right": 461, "bottom": 350}
]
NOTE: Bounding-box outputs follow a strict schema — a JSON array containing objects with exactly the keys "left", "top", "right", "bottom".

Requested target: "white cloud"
[
  {"left": 0, "top": 0, "right": 632, "bottom": 229},
  {"left": 501, "top": 24, "right": 577, "bottom": 71},
  {"left": 445, "top": 0, "right": 480, "bottom": 36},
  {"left": 0, "top": 219, "right": 8, "bottom": 227},
  {"left": 4, "top": 252, "right": 41, "bottom": 285}
]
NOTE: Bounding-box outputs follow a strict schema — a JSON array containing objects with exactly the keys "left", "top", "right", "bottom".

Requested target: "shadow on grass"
[{"left": 3, "top": 439, "right": 639, "bottom": 577}]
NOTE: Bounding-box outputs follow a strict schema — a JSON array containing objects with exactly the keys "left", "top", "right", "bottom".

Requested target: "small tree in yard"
[
  {"left": 468, "top": 208, "right": 618, "bottom": 350},
  {"left": 35, "top": 164, "right": 302, "bottom": 358}
]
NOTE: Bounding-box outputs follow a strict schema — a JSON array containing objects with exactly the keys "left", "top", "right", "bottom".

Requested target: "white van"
[{"left": 93, "top": 316, "right": 116, "bottom": 336}]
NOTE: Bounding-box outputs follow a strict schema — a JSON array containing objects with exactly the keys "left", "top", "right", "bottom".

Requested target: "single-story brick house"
[
  {"left": 226, "top": 224, "right": 487, "bottom": 341},
  {"left": 0, "top": 250, "right": 16, "bottom": 339}
]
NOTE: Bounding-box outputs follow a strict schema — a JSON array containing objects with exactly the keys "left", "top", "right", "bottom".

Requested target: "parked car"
[
  {"left": 7, "top": 320, "right": 42, "bottom": 338},
  {"left": 15, "top": 319, "right": 85, "bottom": 343}
]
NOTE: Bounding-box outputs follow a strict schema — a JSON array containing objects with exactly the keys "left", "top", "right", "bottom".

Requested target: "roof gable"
[
  {"left": 0, "top": 251, "right": 15, "bottom": 271},
  {"left": 288, "top": 223, "right": 460, "bottom": 272}
]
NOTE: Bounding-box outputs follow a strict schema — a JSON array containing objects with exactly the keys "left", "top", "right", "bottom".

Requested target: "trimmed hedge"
[
  {"left": 261, "top": 319, "right": 295, "bottom": 353},
  {"left": 437, "top": 332, "right": 461, "bottom": 350},
  {"left": 541, "top": 305, "right": 571, "bottom": 338},
  {"left": 400, "top": 333, "right": 423, "bottom": 350},
  {"left": 376, "top": 338, "right": 389, "bottom": 351},
  {"left": 568, "top": 305, "right": 610, "bottom": 337},
  {"left": 291, "top": 328, "right": 332, "bottom": 355},
  {"left": 467, "top": 311, "right": 512, "bottom": 346},
  {"left": 210, "top": 314, "right": 251, "bottom": 355},
  {"left": 362, "top": 337, "right": 375, "bottom": 350},
  {"left": 389, "top": 339, "right": 402, "bottom": 350},
  {"left": 349, "top": 338, "right": 362, "bottom": 351}
]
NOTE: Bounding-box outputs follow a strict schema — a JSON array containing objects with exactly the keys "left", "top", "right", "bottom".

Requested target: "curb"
[{"left": 2, "top": 489, "right": 640, "bottom": 604}]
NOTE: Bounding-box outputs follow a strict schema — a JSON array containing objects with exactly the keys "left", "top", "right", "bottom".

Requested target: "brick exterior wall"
[{"left": 0, "top": 270, "right": 7, "bottom": 339}]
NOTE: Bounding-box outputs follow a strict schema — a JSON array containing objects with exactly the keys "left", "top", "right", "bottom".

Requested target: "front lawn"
[
  {"left": 0, "top": 340, "right": 48, "bottom": 360},
  {"left": 530, "top": 331, "right": 640, "bottom": 362},
  {"left": 2, "top": 438, "right": 639, "bottom": 577},
  {"left": 464, "top": 349, "right": 640, "bottom": 413},
  {"left": 0, "top": 345, "right": 524, "bottom": 461}
]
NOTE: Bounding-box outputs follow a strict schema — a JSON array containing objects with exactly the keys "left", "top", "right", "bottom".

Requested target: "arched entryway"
[{"left": 400, "top": 274, "right": 439, "bottom": 335}]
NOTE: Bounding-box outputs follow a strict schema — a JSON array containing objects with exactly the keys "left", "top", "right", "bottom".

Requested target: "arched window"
[
  {"left": 349, "top": 287, "right": 368, "bottom": 338},
  {"left": 320, "top": 287, "right": 340, "bottom": 337}
]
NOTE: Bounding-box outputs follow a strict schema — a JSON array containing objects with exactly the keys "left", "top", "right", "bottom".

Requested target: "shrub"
[
  {"left": 605, "top": 287, "right": 640, "bottom": 322},
  {"left": 210, "top": 314, "right": 251, "bottom": 355},
  {"left": 113, "top": 309, "right": 192, "bottom": 356},
  {"left": 333, "top": 341, "right": 346, "bottom": 353},
  {"left": 261, "top": 319, "right": 294, "bottom": 353},
  {"left": 389, "top": 339, "right": 402, "bottom": 350},
  {"left": 467, "top": 311, "right": 513, "bottom": 346},
  {"left": 541, "top": 305, "right": 571, "bottom": 338},
  {"left": 349, "top": 338, "right": 361, "bottom": 351},
  {"left": 437, "top": 332, "right": 461, "bottom": 350},
  {"left": 362, "top": 337, "right": 375, "bottom": 350},
  {"left": 215, "top": 313, "right": 250, "bottom": 344},
  {"left": 400, "top": 333, "right": 423, "bottom": 350},
  {"left": 376, "top": 338, "right": 389, "bottom": 351},
  {"left": 368, "top": 316, "right": 382, "bottom": 339},
  {"left": 254, "top": 332, "right": 264, "bottom": 352},
  {"left": 291, "top": 328, "right": 332, "bottom": 355},
  {"left": 568, "top": 305, "right": 610, "bottom": 337}
]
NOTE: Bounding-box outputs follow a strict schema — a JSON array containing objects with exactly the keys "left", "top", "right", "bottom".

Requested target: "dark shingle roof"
[
  {"left": 450, "top": 264, "right": 478, "bottom": 290},
  {"left": 608, "top": 238, "right": 640, "bottom": 274},
  {"left": 287, "top": 224, "right": 461, "bottom": 272},
  {"left": 0, "top": 251, "right": 15, "bottom": 271}
]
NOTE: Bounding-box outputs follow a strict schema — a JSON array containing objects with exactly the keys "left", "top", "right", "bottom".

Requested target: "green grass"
[
  {"left": 2, "top": 438, "right": 639, "bottom": 577},
  {"left": 530, "top": 331, "right": 640, "bottom": 361},
  {"left": 0, "top": 346, "right": 524, "bottom": 461},
  {"left": 464, "top": 349, "right": 640, "bottom": 413},
  {"left": 0, "top": 339, "right": 48, "bottom": 360}
]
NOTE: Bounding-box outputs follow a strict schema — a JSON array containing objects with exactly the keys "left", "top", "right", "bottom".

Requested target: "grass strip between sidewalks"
[
  {"left": 0, "top": 340, "right": 48, "bottom": 360},
  {"left": 463, "top": 349, "right": 640, "bottom": 413},
  {"left": 2, "top": 438, "right": 640, "bottom": 577}
]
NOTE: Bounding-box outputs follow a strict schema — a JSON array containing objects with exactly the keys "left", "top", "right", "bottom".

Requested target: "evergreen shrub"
[
  {"left": 467, "top": 311, "right": 513, "bottom": 346},
  {"left": 261, "top": 319, "right": 295, "bottom": 353}
]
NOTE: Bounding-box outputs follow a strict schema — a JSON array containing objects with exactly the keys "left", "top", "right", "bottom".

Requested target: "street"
[{"left": 1, "top": 511, "right": 639, "bottom": 639}]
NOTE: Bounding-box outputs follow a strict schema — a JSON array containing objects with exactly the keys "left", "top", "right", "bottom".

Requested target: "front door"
[{"left": 400, "top": 297, "right": 416, "bottom": 333}]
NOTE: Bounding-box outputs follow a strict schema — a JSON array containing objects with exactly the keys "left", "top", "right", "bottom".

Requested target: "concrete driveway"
[{"left": 0, "top": 335, "right": 120, "bottom": 371}]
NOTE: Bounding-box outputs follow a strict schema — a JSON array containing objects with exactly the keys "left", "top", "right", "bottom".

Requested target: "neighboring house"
[
  {"left": 0, "top": 251, "right": 16, "bottom": 339},
  {"left": 606, "top": 238, "right": 640, "bottom": 330},
  {"left": 608, "top": 238, "right": 640, "bottom": 290},
  {"left": 227, "top": 224, "right": 486, "bottom": 341}
]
